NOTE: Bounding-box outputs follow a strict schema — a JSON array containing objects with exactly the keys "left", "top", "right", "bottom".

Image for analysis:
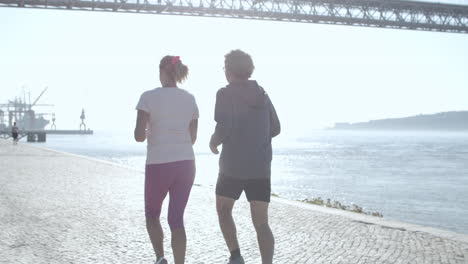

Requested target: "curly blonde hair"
[{"left": 159, "top": 55, "right": 189, "bottom": 83}]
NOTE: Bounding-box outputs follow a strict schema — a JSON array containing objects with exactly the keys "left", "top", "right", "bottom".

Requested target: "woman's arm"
[
  {"left": 134, "top": 110, "right": 149, "bottom": 142},
  {"left": 189, "top": 119, "right": 198, "bottom": 145}
]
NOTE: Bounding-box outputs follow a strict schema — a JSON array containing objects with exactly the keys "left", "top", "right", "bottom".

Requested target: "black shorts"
[
  {"left": 216, "top": 175, "right": 271, "bottom": 202},
  {"left": 12, "top": 132, "right": 18, "bottom": 140}
]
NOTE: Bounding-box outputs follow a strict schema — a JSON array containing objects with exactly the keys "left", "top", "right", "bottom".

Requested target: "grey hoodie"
[{"left": 211, "top": 80, "right": 281, "bottom": 180}]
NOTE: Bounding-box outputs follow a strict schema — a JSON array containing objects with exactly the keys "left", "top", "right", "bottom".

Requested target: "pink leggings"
[{"left": 145, "top": 160, "right": 195, "bottom": 230}]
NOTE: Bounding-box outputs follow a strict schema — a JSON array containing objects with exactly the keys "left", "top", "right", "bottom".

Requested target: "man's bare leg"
[
  {"left": 216, "top": 195, "right": 240, "bottom": 252},
  {"left": 250, "top": 201, "right": 274, "bottom": 264}
]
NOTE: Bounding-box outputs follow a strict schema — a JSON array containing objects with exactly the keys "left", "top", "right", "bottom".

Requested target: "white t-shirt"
[{"left": 136, "top": 87, "right": 199, "bottom": 164}]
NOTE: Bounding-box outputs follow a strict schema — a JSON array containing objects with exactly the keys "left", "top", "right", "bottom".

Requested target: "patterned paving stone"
[{"left": 1, "top": 141, "right": 467, "bottom": 264}]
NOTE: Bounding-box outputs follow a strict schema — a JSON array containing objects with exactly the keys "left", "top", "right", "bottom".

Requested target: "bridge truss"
[{"left": 1, "top": 0, "right": 468, "bottom": 33}]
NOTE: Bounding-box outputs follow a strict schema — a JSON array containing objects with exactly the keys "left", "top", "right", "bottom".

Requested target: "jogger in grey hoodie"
[{"left": 210, "top": 50, "right": 281, "bottom": 264}]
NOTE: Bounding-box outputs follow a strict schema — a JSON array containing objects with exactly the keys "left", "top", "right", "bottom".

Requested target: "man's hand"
[
  {"left": 209, "top": 135, "right": 220, "bottom": 154},
  {"left": 210, "top": 141, "right": 219, "bottom": 154}
]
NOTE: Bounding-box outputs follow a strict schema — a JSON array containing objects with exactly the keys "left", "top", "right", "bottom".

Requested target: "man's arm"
[{"left": 269, "top": 96, "right": 281, "bottom": 138}]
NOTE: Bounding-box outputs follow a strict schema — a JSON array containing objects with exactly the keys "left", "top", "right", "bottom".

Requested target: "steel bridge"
[{"left": 1, "top": 0, "right": 468, "bottom": 33}]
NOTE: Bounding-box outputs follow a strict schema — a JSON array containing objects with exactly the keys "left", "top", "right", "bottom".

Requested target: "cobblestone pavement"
[{"left": 1, "top": 141, "right": 468, "bottom": 264}]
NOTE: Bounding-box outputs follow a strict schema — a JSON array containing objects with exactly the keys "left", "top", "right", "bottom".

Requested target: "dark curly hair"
[{"left": 224, "top": 49, "right": 255, "bottom": 80}]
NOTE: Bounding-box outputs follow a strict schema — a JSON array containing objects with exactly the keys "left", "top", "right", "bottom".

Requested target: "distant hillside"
[{"left": 331, "top": 111, "right": 468, "bottom": 131}]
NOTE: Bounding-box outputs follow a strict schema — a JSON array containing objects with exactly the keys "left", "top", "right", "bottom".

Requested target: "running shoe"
[
  {"left": 155, "top": 257, "right": 168, "bottom": 264},
  {"left": 226, "top": 256, "right": 245, "bottom": 264}
]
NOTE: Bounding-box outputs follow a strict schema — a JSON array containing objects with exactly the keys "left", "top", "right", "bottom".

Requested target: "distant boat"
[
  {"left": 1, "top": 87, "right": 93, "bottom": 142},
  {"left": 0, "top": 87, "right": 52, "bottom": 131}
]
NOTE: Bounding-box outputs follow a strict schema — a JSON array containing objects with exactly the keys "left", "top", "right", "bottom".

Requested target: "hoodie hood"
[{"left": 226, "top": 80, "right": 269, "bottom": 109}]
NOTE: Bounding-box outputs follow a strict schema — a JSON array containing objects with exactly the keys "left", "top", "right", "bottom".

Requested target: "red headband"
[{"left": 171, "top": 56, "right": 180, "bottom": 65}]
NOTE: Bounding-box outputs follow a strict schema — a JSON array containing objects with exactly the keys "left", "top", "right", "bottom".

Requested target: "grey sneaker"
[
  {"left": 155, "top": 258, "right": 168, "bottom": 264},
  {"left": 226, "top": 256, "right": 245, "bottom": 264}
]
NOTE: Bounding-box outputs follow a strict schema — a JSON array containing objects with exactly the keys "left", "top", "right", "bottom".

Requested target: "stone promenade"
[{"left": 1, "top": 140, "right": 467, "bottom": 264}]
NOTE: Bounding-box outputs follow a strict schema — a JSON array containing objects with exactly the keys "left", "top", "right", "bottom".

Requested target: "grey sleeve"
[
  {"left": 268, "top": 96, "right": 281, "bottom": 138},
  {"left": 211, "top": 89, "right": 232, "bottom": 146}
]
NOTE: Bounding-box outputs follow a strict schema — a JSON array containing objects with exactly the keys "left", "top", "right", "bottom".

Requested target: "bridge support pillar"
[
  {"left": 38, "top": 132, "right": 46, "bottom": 142},
  {"left": 27, "top": 132, "right": 36, "bottom": 142}
]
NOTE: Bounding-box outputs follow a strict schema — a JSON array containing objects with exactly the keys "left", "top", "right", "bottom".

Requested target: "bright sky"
[{"left": 1, "top": 7, "right": 468, "bottom": 140}]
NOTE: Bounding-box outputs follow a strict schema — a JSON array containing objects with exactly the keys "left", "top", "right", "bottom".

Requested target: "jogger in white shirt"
[{"left": 135, "top": 56, "right": 198, "bottom": 264}]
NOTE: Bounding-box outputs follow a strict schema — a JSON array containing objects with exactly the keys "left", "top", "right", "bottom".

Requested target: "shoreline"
[{"left": 14, "top": 139, "right": 468, "bottom": 244}]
